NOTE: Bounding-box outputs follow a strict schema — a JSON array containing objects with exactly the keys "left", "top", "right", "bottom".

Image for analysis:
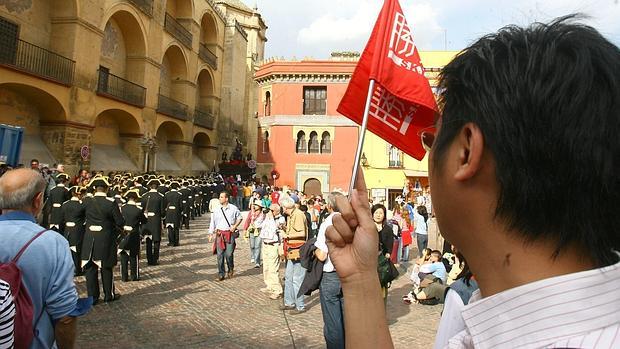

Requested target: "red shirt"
[
  {"left": 231, "top": 185, "right": 238, "bottom": 197},
  {"left": 271, "top": 191, "right": 280, "bottom": 204}
]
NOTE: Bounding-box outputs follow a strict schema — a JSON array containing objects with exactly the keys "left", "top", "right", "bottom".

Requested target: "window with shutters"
[
  {"left": 308, "top": 131, "right": 320, "bottom": 154},
  {"left": 296, "top": 131, "right": 307, "bottom": 153},
  {"left": 0, "top": 16, "right": 19, "bottom": 64},
  {"left": 320, "top": 132, "right": 331, "bottom": 154},
  {"left": 303, "top": 86, "right": 327, "bottom": 115}
]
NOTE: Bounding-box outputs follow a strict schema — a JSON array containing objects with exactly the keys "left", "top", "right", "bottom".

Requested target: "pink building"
[{"left": 254, "top": 54, "right": 359, "bottom": 195}]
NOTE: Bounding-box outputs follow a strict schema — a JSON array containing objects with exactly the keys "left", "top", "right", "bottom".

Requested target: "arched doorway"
[
  {"left": 304, "top": 178, "right": 322, "bottom": 196},
  {"left": 90, "top": 109, "right": 141, "bottom": 172},
  {"left": 195, "top": 69, "right": 217, "bottom": 128},
  {"left": 99, "top": 10, "right": 147, "bottom": 106},
  {"left": 159, "top": 45, "right": 189, "bottom": 119},
  {"left": 0, "top": 83, "right": 66, "bottom": 165},
  {"left": 155, "top": 121, "right": 184, "bottom": 171},
  {"left": 192, "top": 132, "right": 211, "bottom": 172},
  {"left": 199, "top": 12, "right": 218, "bottom": 69}
]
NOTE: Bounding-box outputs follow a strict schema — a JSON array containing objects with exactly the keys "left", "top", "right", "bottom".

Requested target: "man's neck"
[
  {"left": 1, "top": 209, "right": 35, "bottom": 216},
  {"left": 465, "top": 226, "right": 597, "bottom": 298}
]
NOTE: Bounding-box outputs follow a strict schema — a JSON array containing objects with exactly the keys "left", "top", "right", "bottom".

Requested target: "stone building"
[{"left": 0, "top": 0, "right": 266, "bottom": 175}]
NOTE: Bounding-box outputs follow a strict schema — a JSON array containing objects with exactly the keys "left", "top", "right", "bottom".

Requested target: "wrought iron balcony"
[
  {"left": 97, "top": 70, "right": 146, "bottom": 107},
  {"left": 164, "top": 13, "right": 193, "bottom": 48},
  {"left": 199, "top": 43, "right": 217, "bottom": 70},
  {"left": 194, "top": 108, "right": 215, "bottom": 129},
  {"left": 0, "top": 38, "right": 74, "bottom": 85},
  {"left": 388, "top": 160, "right": 404, "bottom": 168},
  {"left": 128, "top": 0, "right": 153, "bottom": 17},
  {"left": 157, "top": 94, "right": 188, "bottom": 121}
]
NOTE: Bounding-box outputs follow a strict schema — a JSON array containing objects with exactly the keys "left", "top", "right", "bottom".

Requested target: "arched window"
[
  {"left": 265, "top": 91, "right": 271, "bottom": 116},
  {"left": 320, "top": 131, "right": 331, "bottom": 154},
  {"left": 296, "top": 131, "right": 307, "bottom": 153},
  {"left": 262, "top": 131, "right": 270, "bottom": 153},
  {"left": 388, "top": 145, "right": 403, "bottom": 167},
  {"left": 308, "top": 131, "right": 320, "bottom": 154}
]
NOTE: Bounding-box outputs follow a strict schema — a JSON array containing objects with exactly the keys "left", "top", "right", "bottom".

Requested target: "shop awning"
[
  {"left": 403, "top": 169, "right": 428, "bottom": 177},
  {"left": 91, "top": 144, "right": 139, "bottom": 172}
]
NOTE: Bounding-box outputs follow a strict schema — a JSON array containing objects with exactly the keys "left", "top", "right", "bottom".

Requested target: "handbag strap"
[
  {"left": 13, "top": 229, "right": 47, "bottom": 262},
  {"left": 220, "top": 206, "right": 232, "bottom": 229}
]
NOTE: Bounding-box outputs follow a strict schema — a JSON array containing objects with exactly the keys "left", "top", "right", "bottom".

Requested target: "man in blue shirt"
[
  {"left": 419, "top": 250, "right": 447, "bottom": 284},
  {"left": 0, "top": 168, "right": 85, "bottom": 348}
]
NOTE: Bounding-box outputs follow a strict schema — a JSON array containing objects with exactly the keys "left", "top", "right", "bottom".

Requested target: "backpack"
[{"left": 0, "top": 229, "right": 47, "bottom": 348}]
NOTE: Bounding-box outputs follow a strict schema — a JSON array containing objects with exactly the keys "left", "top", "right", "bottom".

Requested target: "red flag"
[{"left": 337, "top": 0, "right": 438, "bottom": 160}]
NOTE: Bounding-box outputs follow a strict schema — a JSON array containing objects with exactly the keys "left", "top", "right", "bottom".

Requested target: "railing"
[
  {"left": 97, "top": 70, "right": 146, "bottom": 107},
  {"left": 0, "top": 38, "right": 74, "bottom": 85},
  {"left": 164, "top": 13, "right": 193, "bottom": 48},
  {"left": 194, "top": 108, "right": 215, "bottom": 129},
  {"left": 199, "top": 43, "right": 217, "bottom": 70},
  {"left": 388, "top": 160, "right": 403, "bottom": 168},
  {"left": 157, "top": 94, "right": 188, "bottom": 120},
  {"left": 128, "top": 0, "right": 153, "bottom": 17}
]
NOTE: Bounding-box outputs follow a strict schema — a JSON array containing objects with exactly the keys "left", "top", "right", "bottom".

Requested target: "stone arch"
[
  {"left": 192, "top": 132, "right": 211, "bottom": 171},
  {"left": 160, "top": 44, "right": 189, "bottom": 103},
  {"left": 308, "top": 131, "right": 319, "bottom": 154},
  {"left": 296, "top": 130, "right": 306, "bottom": 153},
  {"left": 303, "top": 178, "right": 322, "bottom": 196},
  {"left": 165, "top": 0, "right": 195, "bottom": 19},
  {"left": 320, "top": 131, "right": 331, "bottom": 154},
  {"left": 91, "top": 109, "right": 142, "bottom": 172},
  {"left": 195, "top": 68, "right": 215, "bottom": 114},
  {"left": 199, "top": 11, "right": 219, "bottom": 46},
  {"left": 155, "top": 121, "right": 185, "bottom": 171},
  {"left": 0, "top": 83, "right": 68, "bottom": 165},
  {"left": 99, "top": 9, "right": 148, "bottom": 86}
]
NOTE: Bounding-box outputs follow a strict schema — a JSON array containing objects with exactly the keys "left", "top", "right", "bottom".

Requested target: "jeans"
[
  {"left": 249, "top": 234, "right": 262, "bottom": 264},
  {"left": 216, "top": 240, "right": 235, "bottom": 277},
  {"left": 243, "top": 197, "right": 250, "bottom": 211},
  {"left": 417, "top": 233, "right": 428, "bottom": 257},
  {"left": 319, "top": 272, "right": 345, "bottom": 349},
  {"left": 284, "top": 260, "right": 306, "bottom": 310}
]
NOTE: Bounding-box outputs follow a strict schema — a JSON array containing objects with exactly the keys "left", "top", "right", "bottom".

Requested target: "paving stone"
[{"left": 75, "top": 214, "right": 441, "bottom": 348}]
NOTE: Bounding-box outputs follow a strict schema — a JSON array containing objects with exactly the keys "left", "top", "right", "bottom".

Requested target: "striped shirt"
[
  {"left": 0, "top": 280, "right": 15, "bottom": 349},
  {"left": 445, "top": 257, "right": 620, "bottom": 348}
]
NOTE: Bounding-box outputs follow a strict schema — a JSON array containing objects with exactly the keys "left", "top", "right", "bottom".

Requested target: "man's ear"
[
  {"left": 454, "top": 122, "right": 485, "bottom": 181},
  {"left": 33, "top": 191, "right": 45, "bottom": 214}
]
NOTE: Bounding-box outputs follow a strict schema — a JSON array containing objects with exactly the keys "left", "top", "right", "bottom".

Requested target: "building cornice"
[
  {"left": 51, "top": 17, "right": 103, "bottom": 37},
  {"left": 256, "top": 73, "right": 352, "bottom": 85},
  {"left": 258, "top": 115, "right": 358, "bottom": 127}
]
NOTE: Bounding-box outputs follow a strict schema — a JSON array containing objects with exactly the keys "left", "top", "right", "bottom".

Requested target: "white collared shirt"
[
  {"left": 444, "top": 257, "right": 620, "bottom": 349},
  {"left": 208, "top": 203, "right": 241, "bottom": 234}
]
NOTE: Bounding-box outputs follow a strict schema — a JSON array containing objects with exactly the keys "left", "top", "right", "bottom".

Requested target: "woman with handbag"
[
  {"left": 242, "top": 201, "right": 264, "bottom": 268},
  {"left": 372, "top": 204, "right": 395, "bottom": 306}
]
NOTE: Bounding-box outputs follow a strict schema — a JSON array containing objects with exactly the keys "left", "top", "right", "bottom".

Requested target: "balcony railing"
[
  {"left": 199, "top": 43, "right": 217, "bottom": 70},
  {"left": 97, "top": 70, "right": 146, "bottom": 107},
  {"left": 164, "top": 13, "right": 193, "bottom": 48},
  {"left": 128, "top": 0, "right": 153, "bottom": 17},
  {"left": 194, "top": 108, "right": 215, "bottom": 129},
  {"left": 388, "top": 160, "right": 404, "bottom": 168},
  {"left": 0, "top": 38, "right": 74, "bottom": 85},
  {"left": 157, "top": 94, "right": 188, "bottom": 120}
]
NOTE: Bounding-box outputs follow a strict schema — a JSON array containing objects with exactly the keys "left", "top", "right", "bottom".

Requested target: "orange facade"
[{"left": 254, "top": 59, "right": 359, "bottom": 194}]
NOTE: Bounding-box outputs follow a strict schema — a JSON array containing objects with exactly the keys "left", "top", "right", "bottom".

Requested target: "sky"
[{"left": 244, "top": 0, "right": 620, "bottom": 59}]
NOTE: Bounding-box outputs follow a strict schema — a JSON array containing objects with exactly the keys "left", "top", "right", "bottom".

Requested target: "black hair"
[
  {"left": 299, "top": 205, "right": 308, "bottom": 212},
  {"left": 219, "top": 191, "right": 230, "bottom": 199},
  {"left": 371, "top": 204, "right": 387, "bottom": 225},
  {"left": 434, "top": 15, "right": 620, "bottom": 267},
  {"left": 417, "top": 205, "right": 428, "bottom": 223}
]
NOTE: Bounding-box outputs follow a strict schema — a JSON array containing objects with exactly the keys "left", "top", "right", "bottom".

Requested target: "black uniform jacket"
[
  {"left": 49, "top": 185, "right": 71, "bottom": 225},
  {"left": 142, "top": 190, "right": 165, "bottom": 240},
  {"left": 164, "top": 190, "right": 183, "bottom": 227},
  {"left": 179, "top": 187, "right": 192, "bottom": 216},
  {"left": 119, "top": 202, "right": 147, "bottom": 255},
  {"left": 60, "top": 197, "right": 85, "bottom": 249},
  {"left": 82, "top": 192, "right": 125, "bottom": 267}
]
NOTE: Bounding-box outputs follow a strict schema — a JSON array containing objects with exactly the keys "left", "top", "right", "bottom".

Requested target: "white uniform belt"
[
  {"left": 52, "top": 203, "right": 61, "bottom": 208},
  {"left": 89, "top": 226, "right": 103, "bottom": 231},
  {"left": 50, "top": 224, "right": 59, "bottom": 229},
  {"left": 168, "top": 206, "right": 176, "bottom": 210},
  {"left": 123, "top": 226, "right": 133, "bottom": 231},
  {"left": 66, "top": 222, "right": 76, "bottom": 227},
  {"left": 182, "top": 201, "right": 187, "bottom": 203},
  {"left": 147, "top": 212, "right": 155, "bottom": 217}
]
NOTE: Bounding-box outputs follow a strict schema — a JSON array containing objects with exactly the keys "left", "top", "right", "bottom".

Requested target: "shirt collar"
[
  {"left": 94, "top": 192, "right": 107, "bottom": 197},
  {"left": 461, "top": 256, "right": 620, "bottom": 348},
  {"left": 0, "top": 211, "right": 36, "bottom": 223},
  {"left": 70, "top": 197, "right": 80, "bottom": 201}
]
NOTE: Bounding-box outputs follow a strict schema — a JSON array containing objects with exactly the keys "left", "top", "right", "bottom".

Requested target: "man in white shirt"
[
  {"left": 257, "top": 204, "right": 284, "bottom": 299},
  {"left": 314, "top": 192, "right": 345, "bottom": 349},
  {"left": 323, "top": 16, "right": 620, "bottom": 349},
  {"left": 208, "top": 191, "right": 242, "bottom": 281}
]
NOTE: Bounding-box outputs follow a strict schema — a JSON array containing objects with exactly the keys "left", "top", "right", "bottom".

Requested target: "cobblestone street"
[{"left": 76, "top": 213, "right": 441, "bottom": 348}]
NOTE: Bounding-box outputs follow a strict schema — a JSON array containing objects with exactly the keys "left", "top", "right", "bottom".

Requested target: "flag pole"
[{"left": 348, "top": 79, "right": 376, "bottom": 197}]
